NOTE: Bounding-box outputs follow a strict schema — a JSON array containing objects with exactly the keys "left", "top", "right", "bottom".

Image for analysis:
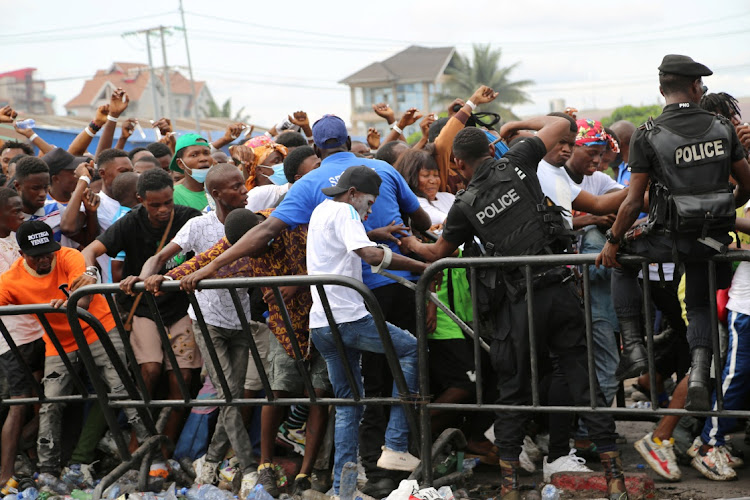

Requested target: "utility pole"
[
  {"left": 179, "top": 0, "right": 201, "bottom": 133},
  {"left": 158, "top": 26, "right": 173, "bottom": 120},
  {"left": 123, "top": 28, "right": 162, "bottom": 120}
]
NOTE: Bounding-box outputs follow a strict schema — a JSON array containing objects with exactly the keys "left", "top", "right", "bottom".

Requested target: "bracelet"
[
  {"left": 78, "top": 175, "right": 91, "bottom": 185},
  {"left": 85, "top": 127, "right": 96, "bottom": 138},
  {"left": 106, "top": 115, "right": 118, "bottom": 123},
  {"left": 89, "top": 121, "right": 102, "bottom": 133},
  {"left": 391, "top": 123, "right": 403, "bottom": 134},
  {"left": 466, "top": 100, "right": 477, "bottom": 111},
  {"left": 84, "top": 266, "right": 101, "bottom": 284},
  {"left": 29, "top": 133, "right": 39, "bottom": 142}
]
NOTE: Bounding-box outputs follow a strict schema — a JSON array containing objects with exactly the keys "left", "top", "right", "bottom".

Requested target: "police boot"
[
  {"left": 615, "top": 317, "right": 648, "bottom": 382},
  {"left": 499, "top": 459, "right": 520, "bottom": 500},
  {"left": 600, "top": 450, "right": 628, "bottom": 500},
  {"left": 685, "top": 346, "right": 712, "bottom": 411}
]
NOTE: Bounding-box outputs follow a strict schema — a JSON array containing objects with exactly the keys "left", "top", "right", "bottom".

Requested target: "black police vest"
[
  {"left": 646, "top": 115, "right": 736, "bottom": 235},
  {"left": 455, "top": 157, "right": 572, "bottom": 259}
]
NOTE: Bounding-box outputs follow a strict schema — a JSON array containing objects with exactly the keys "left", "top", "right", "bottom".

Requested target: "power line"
[{"left": 0, "top": 10, "right": 177, "bottom": 39}]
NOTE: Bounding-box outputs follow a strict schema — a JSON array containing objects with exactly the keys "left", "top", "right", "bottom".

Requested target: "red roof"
[{"left": 0, "top": 68, "right": 37, "bottom": 80}]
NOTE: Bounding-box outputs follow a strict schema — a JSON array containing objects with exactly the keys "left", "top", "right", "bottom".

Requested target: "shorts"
[
  {"left": 244, "top": 321, "right": 271, "bottom": 391},
  {"left": 268, "top": 333, "right": 332, "bottom": 394},
  {"left": 0, "top": 337, "right": 45, "bottom": 396},
  {"left": 427, "top": 337, "right": 476, "bottom": 394},
  {"left": 130, "top": 315, "right": 202, "bottom": 369}
]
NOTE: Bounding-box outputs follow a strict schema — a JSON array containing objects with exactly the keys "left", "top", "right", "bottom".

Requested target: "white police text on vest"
[
  {"left": 476, "top": 189, "right": 520, "bottom": 225},
  {"left": 675, "top": 140, "right": 726, "bottom": 165}
]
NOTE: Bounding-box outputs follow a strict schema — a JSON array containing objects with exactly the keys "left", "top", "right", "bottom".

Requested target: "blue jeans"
[{"left": 311, "top": 314, "right": 418, "bottom": 493}]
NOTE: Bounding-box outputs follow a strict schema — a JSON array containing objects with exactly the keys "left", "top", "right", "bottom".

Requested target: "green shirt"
[
  {"left": 429, "top": 251, "right": 473, "bottom": 340},
  {"left": 173, "top": 184, "right": 208, "bottom": 211}
]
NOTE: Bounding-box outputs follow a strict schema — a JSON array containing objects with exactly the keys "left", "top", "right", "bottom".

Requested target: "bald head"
[
  {"left": 610, "top": 121, "right": 636, "bottom": 164},
  {"left": 205, "top": 163, "right": 242, "bottom": 192}
]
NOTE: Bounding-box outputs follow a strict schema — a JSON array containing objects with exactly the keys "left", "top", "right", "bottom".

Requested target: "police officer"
[
  {"left": 404, "top": 118, "right": 627, "bottom": 500},
  {"left": 597, "top": 55, "right": 750, "bottom": 411}
]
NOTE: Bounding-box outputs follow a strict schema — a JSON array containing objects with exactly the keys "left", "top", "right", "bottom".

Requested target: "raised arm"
[
  {"left": 115, "top": 118, "right": 137, "bottom": 150},
  {"left": 14, "top": 123, "right": 54, "bottom": 154},
  {"left": 95, "top": 88, "right": 129, "bottom": 158},
  {"left": 68, "top": 105, "right": 108, "bottom": 156},
  {"left": 499, "top": 115, "right": 571, "bottom": 153}
]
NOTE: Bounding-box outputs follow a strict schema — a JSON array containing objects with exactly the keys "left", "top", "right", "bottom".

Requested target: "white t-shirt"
[
  {"left": 579, "top": 171, "right": 623, "bottom": 196},
  {"left": 419, "top": 192, "right": 455, "bottom": 226},
  {"left": 171, "top": 211, "right": 251, "bottom": 329},
  {"left": 307, "top": 199, "right": 376, "bottom": 329},
  {"left": 0, "top": 234, "right": 43, "bottom": 354},
  {"left": 537, "top": 160, "right": 581, "bottom": 228},
  {"left": 245, "top": 184, "right": 290, "bottom": 212},
  {"left": 96, "top": 191, "right": 121, "bottom": 284},
  {"left": 728, "top": 262, "right": 750, "bottom": 316}
]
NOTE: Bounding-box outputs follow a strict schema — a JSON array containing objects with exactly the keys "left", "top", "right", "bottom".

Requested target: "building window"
[
  {"left": 396, "top": 84, "right": 422, "bottom": 112},
  {"left": 356, "top": 87, "right": 393, "bottom": 112}
]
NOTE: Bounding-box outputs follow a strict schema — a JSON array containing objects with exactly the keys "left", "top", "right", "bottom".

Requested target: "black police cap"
[{"left": 658, "top": 54, "right": 713, "bottom": 77}]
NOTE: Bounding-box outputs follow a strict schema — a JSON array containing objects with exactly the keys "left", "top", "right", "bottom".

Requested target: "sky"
[{"left": 4, "top": 0, "right": 750, "bottom": 129}]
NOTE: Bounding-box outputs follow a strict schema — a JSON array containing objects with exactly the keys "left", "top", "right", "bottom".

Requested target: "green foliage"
[
  {"left": 439, "top": 44, "right": 533, "bottom": 122},
  {"left": 202, "top": 97, "right": 250, "bottom": 122},
  {"left": 601, "top": 105, "right": 662, "bottom": 128}
]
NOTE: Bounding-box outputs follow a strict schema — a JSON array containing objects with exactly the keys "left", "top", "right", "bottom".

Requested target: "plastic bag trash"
[
  {"left": 436, "top": 487, "right": 453, "bottom": 500},
  {"left": 384, "top": 480, "right": 418, "bottom": 500}
]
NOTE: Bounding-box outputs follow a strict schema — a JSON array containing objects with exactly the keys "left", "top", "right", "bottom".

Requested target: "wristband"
[
  {"left": 106, "top": 115, "right": 118, "bottom": 123},
  {"left": 84, "top": 266, "right": 101, "bottom": 284},
  {"left": 306, "top": 134, "right": 313, "bottom": 140},
  {"left": 29, "top": 133, "right": 39, "bottom": 142},
  {"left": 371, "top": 244, "right": 393, "bottom": 275},
  {"left": 78, "top": 175, "right": 91, "bottom": 185},
  {"left": 85, "top": 127, "right": 96, "bottom": 138},
  {"left": 466, "top": 100, "right": 477, "bottom": 111},
  {"left": 391, "top": 123, "right": 403, "bottom": 134},
  {"left": 89, "top": 121, "right": 102, "bottom": 133}
]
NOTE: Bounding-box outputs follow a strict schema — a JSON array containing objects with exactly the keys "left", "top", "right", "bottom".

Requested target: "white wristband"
[
  {"left": 391, "top": 123, "right": 403, "bottom": 134},
  {"left": 79, "top": 175, "right": 91, "bottom": 185},
  {"left": 466, "top": 100, "right": 477, "bottom": 111},
  {"left": 29, "top": 133, "right": 39, "bottom": 142},
  {"left": 106, "top": 115, "right": 118, "bottom": 123},
  {"left": 85, "top": 127, "right": 96, "bottom": 138},
  {"left": 306, "top": 134, "right": 313, "bottom": 140}
]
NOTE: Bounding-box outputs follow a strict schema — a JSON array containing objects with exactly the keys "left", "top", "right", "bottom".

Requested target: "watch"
[{"left": 605, "top": 229, "right": 621, "bottom": 245}]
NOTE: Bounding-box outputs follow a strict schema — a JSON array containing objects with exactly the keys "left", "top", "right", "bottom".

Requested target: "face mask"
[
  {"left": 188, "top": 166, "right": 209, "bottom": 183},
  {"left": 259, "top": 164, "right": 288, "bottom": 185}
]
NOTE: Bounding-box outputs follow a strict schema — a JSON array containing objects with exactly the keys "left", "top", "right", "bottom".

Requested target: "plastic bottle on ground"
[
  {"left": 338, "top": 462, "right": 357, "bottom": 500},
  {"left": 17, "top": 488, "right": 39, "bottom": 500},
  {"left": 541, "top": 484, "right": 560, "bottom": 500},
  {"left": 36, "top": 473, "right": 71, "bottom": 495},
  {"left": 69, "top": 490, "right": 91, "bottom": 500},
  {"left": 185, "top": 484, "right": 227, "bottom": 500},
  {"left": 436, "top": 486, "right": 453, "bottom": 500},
  {"left": 461, "top": 458, "right": 479, "bottom": 471},
  {"left": 251, "top": 484, "right": 273, "bottom": 500}
]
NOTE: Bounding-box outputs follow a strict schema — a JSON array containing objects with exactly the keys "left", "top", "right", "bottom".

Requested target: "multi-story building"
[{"left": 0, "top": 68, "right": 54, "bottom": 115}]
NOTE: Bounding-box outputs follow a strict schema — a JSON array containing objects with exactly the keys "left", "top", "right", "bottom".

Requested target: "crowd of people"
[{"left": 0, "top": 52, "right": 749, "bottom": 500}]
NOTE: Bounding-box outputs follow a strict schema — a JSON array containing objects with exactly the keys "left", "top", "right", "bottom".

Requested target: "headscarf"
[
  {"left": 242, "top": 137, "right": 288, "bottom": 190},
  {"left": 575, "top": 118, "right": 608, "bottom": 147}
]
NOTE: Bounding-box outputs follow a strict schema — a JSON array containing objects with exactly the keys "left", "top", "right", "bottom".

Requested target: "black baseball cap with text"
[
  {"left": 16, "top": 220, "right": 61, "bottom": 256},
  {"left": 321, "top": 166, "right": 381, "bottom": 197}
]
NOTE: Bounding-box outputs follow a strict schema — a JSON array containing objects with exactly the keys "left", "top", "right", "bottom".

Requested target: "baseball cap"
[
  {"left": 16, "top": 221, "right": 61, "bottom": 257},
  {"left": 169, "top": 134, "right": 211, "bottom": 173},
  {"left": 42, "top": 148, "right": 88, "bottom": 176},
  {"left": 321, "top": 166, "right": 381, "bottom": 197},
  {"left": 312, "top": 115, "right": 348, "bottom": 150},
  {"left": 658, "top": 54, "right": 713, "bottom": 77}
]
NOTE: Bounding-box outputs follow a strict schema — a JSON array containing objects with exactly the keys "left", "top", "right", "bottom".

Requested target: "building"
[
  {"left": 0, "top": 68, "right": 54, "bottom": 115},
  {"left": 339, "top": 46, "right": 456, "bottom": 136},
  {"left": 64, "top": 62, "right": 213, "bottom": 120}
]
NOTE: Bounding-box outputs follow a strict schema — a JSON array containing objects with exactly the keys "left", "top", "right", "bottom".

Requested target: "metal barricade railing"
[{"left": 414, "top": 250, "right": 750, "bottom": 485}]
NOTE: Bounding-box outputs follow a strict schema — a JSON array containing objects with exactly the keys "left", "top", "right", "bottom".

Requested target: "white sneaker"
[
  {"left": 687, "top": 436, "right": 744, "bottom": 468},
  {"left": 687, "top": 436, "right": 701, "bottom": 458},
  {"left": 691, "top": 446, "right": 737, "bottom": 481},
  {"left": 376, "top": 447, "right": 420, "bottom": 472},
  {"left": 196, "top": 458, "right": 219, "bottom": 485},
  {"left": 522, "top": 435, "right": 543, "bottom": 463},
  {"left": 239, "top": 471, "right": 259, "bottom": 498},
  {"left": 519, "top": 448, "right": 536, "bottom": 473},
  {"left": 634, "top": 432, "right": 681, "bottom": 481},
  {"left": 542, "top": 449, "right": 592, "bottom": 482}
]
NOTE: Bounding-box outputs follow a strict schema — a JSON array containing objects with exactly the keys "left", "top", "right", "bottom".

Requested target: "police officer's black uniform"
[{"left": 609, "top": 55, "right": 746, "bottom": 411}]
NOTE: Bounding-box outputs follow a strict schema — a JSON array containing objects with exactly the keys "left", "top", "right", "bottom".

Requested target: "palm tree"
[
  {"left": 202, "top": 97, "right": 250, "bottom": 122},
  {"left": 440, "top": 44, "right": 533, "bottom": 122}
]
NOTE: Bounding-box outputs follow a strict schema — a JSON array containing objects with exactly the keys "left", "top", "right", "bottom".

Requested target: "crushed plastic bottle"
[
  {"left": 541, "top": 484, "right": 560, "bottom": 500},
  {"left": 70, "top": 490, "right": 91, "bottom": 500},
  {"left": 15, "top": 119, "right": 35, "bottom": 130},
  {"left": 17, "top": 488, "right": 38, "bottom": 500},
  {"left": 36, "top": 473, "right": 71, "bottom": 495},
  {"left": 436, "top": 487, "right": 454, "bottom": 500},
  {"left": 339, "top": 462, "right": 357, "bottom": 500},
  {"left": 461, "top": 458, "right": 479, "bottom": 471},
  {"left": 251, "top": 484, "right": 273, "bottom": 500},
  {"left": 185, "top": 484, "right": 227, "bottom": 500}
]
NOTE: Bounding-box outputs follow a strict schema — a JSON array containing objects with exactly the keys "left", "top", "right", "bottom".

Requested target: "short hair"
[
  {"left": 375, "top": 141, "right": 408, "bottom": 166},
  {"left": 700, "top": 92, "right": 742, "bottom": 120},
  {"left": 136, "top": 167, "right": 173, "bottom": 198},
  {"left": 0, "top": 140, "right": 33, "bottom": 156},
  {"left": 275, "top": 131, "right": 308, "bottom": 149},
  {"left": 128, "top": 147, "right": 149, "bottom": 161},
  {"left": 96, "top": 148, "right": 129, "bottom": 169},
  {"left": 133, "top": 156, "right": 161, "bottom": 170},
  {"left": 15, "top": 156, "right": 49, "bottom": 183},
  {"left": 283, "top": 146, "right": 315, "bottom": 184},
  {"left": 452, "top": 127, "right": 490, "bottom": 162},
  {"left": 547, "top": 112, "right": 578, "bottom": 133},
  {"left": 659, "top": 73, "right": 697, "bottom": 96},
  {"left": 8, "top": 153, "right": 28, "bottom": 166},
  {"left": 224, "top": 209, "right": 262, "bottom": 245},
  {"left": 111, "top": 172, "right": 139, "bottom": 205},
  {"left": 395, "top": 149, "right": 439, "bottom": 198},
  {"left": 428, "top": 117, "right": 450, "bottom": 143},
  {"left": 205, "top": 163, "right": 240, "bottom": 192},
  {"left": 0, "top": 187, "right": 20, "bottom": 207},
  {"left": 146, "top": 142, "right": 172, "bottom": 158}
]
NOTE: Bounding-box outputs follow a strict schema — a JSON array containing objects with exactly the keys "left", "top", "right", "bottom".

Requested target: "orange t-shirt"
[{"left": 0, "top": 247, "right": 114, "bottom": 356}]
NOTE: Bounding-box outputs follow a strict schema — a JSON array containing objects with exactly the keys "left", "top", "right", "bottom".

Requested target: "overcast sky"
[{"left": 4, "top": 0, "right": 750, "bottom": 129}]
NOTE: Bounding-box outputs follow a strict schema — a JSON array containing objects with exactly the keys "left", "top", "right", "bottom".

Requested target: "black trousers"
[
  {"left": 359, "top": 283, "right": 417, "bottom": 481},
  {"left": 490, "top": 281, "right": 617, "bottom": 460}
]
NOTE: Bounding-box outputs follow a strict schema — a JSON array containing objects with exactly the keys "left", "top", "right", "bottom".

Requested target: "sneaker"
[
  {"left": 691, "top": 446, "right": 737, "bottom": 481},
  {"left": 721, "top": 438, "right": 744, "bottom": 468},
  {"left": 687, "top": 436, "right": 701, "bottom": 458},
  {"left": 542, "top": 449, "right": 593, "bottom": 482},
  {"left": 257, "top": 465, "right": 279, "bottom": 497},
  {"left": 376, "top": 447, "right": 420, "bottom": 472},
  {"left": 277, "top": 423, "right": 306, "bottom": 456},
  {"left": 522, "top": 435, "right": 542, "bottom": 463},
  {"left": 292, "top": 475, "right": 312, "bottom": 496},
  {"left": 196, "top": 459, "right": 219, "bottom": 485},
  {"left": 149, "top": 461, "right": 169, "bottom": 479},
  {"left": 239, "top": 471, "right": 258, "bottom": 499},
  {"left": 518, "top": 448, "right": 536, "bottom": 473},
  {"left": 634, "top": 432, "right": 681, "bottom": 481}
]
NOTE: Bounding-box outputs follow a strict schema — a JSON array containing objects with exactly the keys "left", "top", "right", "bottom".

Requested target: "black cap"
[
  {"left": 16, "top": 221, "right": 61, "bottom": 257},
  {"left": 658, "top": 54, "right": 713, "bottom": 77},
  {"left": 322, "top": 166, "right": 381, "bottom": 197},
  {"left": 42, "top": 148, "right": 88, "bottom": 176}
]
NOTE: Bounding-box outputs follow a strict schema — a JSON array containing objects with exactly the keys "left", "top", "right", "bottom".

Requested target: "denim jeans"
[{"left": 311, "top": 314, "right": 418, "bottom": 493}]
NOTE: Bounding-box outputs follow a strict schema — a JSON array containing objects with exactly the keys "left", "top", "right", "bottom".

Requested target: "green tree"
[
  {"left": 439, "top": 44, "right": 533, "bottom": 122},
  {"left": 601, "top": 104, "right": 662, "bottom": 127},
  {"left": 202, "top": 97, "right": 249, "bottom": 122}
]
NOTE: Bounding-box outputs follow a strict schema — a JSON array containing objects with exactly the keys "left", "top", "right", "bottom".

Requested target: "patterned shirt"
[{"left": 167, "top": 209, "right": 312, "bottom": 359}]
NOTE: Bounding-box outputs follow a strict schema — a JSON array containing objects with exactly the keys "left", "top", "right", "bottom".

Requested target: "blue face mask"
[
  {"left": 260, "top": 164, "right": 288, "bottom": 185},
  {"left": 188, "top": 166, "right": 209, "bottom": 183}
]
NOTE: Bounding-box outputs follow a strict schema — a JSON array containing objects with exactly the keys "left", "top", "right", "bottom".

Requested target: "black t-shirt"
[
  {"left": 442, "top": 136, "right": 548, "bottom": 246},
  {"left": 98, "top": 204, "right": 201, "bottom": 325}
]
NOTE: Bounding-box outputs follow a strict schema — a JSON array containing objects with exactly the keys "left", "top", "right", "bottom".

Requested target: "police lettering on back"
[
  {"left": 476, "top": 188, "right": 520, "bottom": 225},
  {"left": 674, "top": 139, "right": 727, "bottom": 166}
]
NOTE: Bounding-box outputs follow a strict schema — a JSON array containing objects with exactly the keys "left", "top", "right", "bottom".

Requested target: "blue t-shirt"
[
  {"left": 272, "top": 152, "right": 422, "bottom": 289},
  {"left": 617, "top": 161, "right": 648, "bottom": 219}
]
